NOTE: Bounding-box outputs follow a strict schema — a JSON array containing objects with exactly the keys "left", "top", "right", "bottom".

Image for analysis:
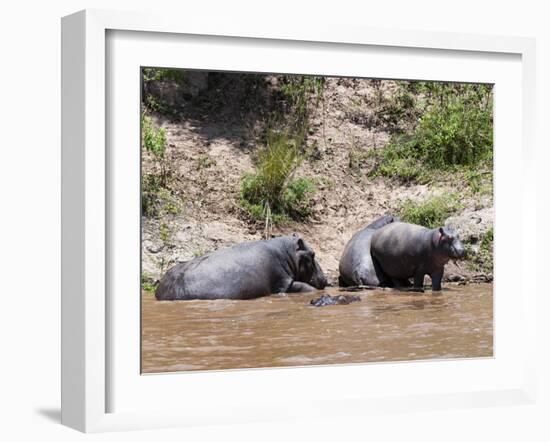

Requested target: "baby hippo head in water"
[
  {"left": 435, "top": 227, "right": 466, "bottom": 260},
  {"left": 293, "top": 234, "right": 328, "bottom": 289}
]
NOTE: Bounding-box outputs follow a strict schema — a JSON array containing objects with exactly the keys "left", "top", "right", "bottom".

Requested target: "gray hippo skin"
[
  {"left": 370, "top": 222, "right": 466, "bottom": 291},
  {"left": 155, "top": 234, "right": 327, "bottom": 300},
  {"left": 338, "top": 215, "right": 400, "bottom": 287}
]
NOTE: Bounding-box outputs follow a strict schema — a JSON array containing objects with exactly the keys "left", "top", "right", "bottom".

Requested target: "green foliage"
[
  {"left": 240, "top": 131, "right": 315, "bottom": 222},
  {"left": 143, "top": 94, "right": 171, "bottom": 115},
  {"left": 142, "top": 68, "right": 186, "bottom": 85},
  {"left": 256, "top": 130, "right": 302, "bottom": 198},
  {"left": 141, "top": 273, "right": 157, "bottom": 293},
  {"left": 159, "top": 221, "right": 171, "bottom": 244},
  {"left": 370, "top": 82, "right": 493, "bottom": 184},
  {"left": 141, "top": 174, "right": 162, "bottom": 217},
  {"left": 238, "top": 75, "right": 324, "bottom": 227},
  {"left": 141, "top": 116, "right": 182, "bottom": 218},
  {"left": 282, "top": 177, "right": 316, "bottom": 217},
  {"left": 141, "top": 179, "right": 183, "bottom": 218},
  {"left": 463, "top": 169, "right": 493, "bottom": 195},
  {"left": 373, "top": 82, "right": 422, "bottom": 130},
  {"left": 279, "top": 75, "right": 325, "bottom": 134},
  {"left": 142, "top": 116, "right": 167, "bottom": 159},
  {"left": 142, "top": 68, "right": 188, "bottom": 115},
  {"left": 399, "top": 193, "right": 462, "bottom": 228},
  {"left": 411, "top": 86, "right": 493, "bottom": 167},
  {"left": 369, "top": 145, "right": 427, "bottom": 184},
  {"left": 240, "top": 173, "right": 316, "bottom": 222},
  {"left": 480, "top": 227, "right": 493, "bottom": 250},
  {"left": 466, "top": 227, "right": 494, "bottom": 274},
  {"left": 142, "top": 115, "right": 169, "bottom": 191}
]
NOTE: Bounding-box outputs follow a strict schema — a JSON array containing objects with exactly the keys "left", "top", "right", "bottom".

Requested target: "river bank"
[{"left": 141, "top": 74, "right": 494, "bottom": 287}]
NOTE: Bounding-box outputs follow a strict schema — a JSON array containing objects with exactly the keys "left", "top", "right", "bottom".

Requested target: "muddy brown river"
[{"left": 141, "top": 284, "right": 493, "bottom": 373}]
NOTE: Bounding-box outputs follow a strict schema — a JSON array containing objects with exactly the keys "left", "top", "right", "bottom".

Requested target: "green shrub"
[
  {"left": 141, "top": 174, "right": 162, "bottom": 217},
  {"left": 240, "top": 131, "right": 315, "bottom": 222},
  {"left": 142, "top": 68, "right": 188, "bottom": 115},
  {"left": 142, "top": 115, "right": 169, "bottom": 187},
  {"left": 239, "top": 199, "right": 290, "bottom": 224},
  {"left": 279, "top": 75, "right": 325, "bottom": 135},
  {"left": 141, "top": 273, "right": 157, "bottom": 293},
  {"left": 462, "top": 169, "right": 493, "bottom": 195},
  {"left": 240, "top": 173, "right": 315, "bottom": 222},
  {"left": 239, "top": 74, "right": 321, "bottom": 224},
  {"left": 371, "top": 83, "right": 493, "bottom": 183},
  {"left": 282, "top": 177, "right": 316, "bottom": 218},
  {"left": 369, "top": 143, "right": 427, "bottom": 183},
  {"left": 373, "top": 82, "right": 422, "bottom": 131},
  {"left": 399, "top": 194, "right": 462, "bottom": 228},
  {"left": 141, "top": 180, "right": 183, "bottom": 218},
  {"left": 480, "top": 227, "right": 493, "bottom": 250},
  {"left": 142, "top": 116, "right": 167, "bottom": 159},
  {"left": 141, "top": 115, "right": 180, "bottom": 218},
  {"left": 142, "top": 68, "right": 186, "bottom": 85},
  {"left": 411, "top": 89, "right": 492, "bottom": 168}
]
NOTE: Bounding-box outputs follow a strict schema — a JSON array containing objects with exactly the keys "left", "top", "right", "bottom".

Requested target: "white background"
[
  {"left": 0, "top": 1, "right": 548, "bottom": 441},
  {"left": 108, "top": 30, "right": 525, "bottom": 415}
]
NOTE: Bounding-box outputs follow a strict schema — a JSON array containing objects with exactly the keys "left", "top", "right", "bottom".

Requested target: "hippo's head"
[
  {"left": 435, "top": 227, "right": 466, "bottom": 260},
  {"left": 292, "top": 234, "right": 328, "bottom": 289}
]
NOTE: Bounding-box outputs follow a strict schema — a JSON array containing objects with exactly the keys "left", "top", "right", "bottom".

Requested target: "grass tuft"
[
  {"left": 240, "top": 131, "right": 315, "bottom": 223},
  {"left": 399, "top": 193, "right": 462, "bottom": 228}
]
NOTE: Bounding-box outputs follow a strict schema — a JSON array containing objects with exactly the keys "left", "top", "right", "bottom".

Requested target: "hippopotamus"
[
  {"left": 338, "top": 215, "right": 400, "bottom": 287},
  {"left": 155, "top": 234, "right": 327, "bottom": 300},
  {"left": 370, "top": 222, "right": 466, "bottom": 291},
  {"left": 310, "top": 294, "right": 361, "bottom": 307}
]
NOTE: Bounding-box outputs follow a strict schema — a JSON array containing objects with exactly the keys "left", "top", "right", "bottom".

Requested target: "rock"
[
  {"left": 472, "top": 274, "right": 494, "bottom": 283},
  {"left": 445, "top": 207, "right": 493, "bottom": 243},
  {"left": 202, "top": 222, "right": 240, "bottom": 243},
  {"left": 310, "top": 294, "right": 361, "bottom": 307},
  {"left": 447, "top": 274, "right": 467, "bottom": 282},
  {"left": 141, "top": 253, "right": 163, "bottom": 282},
  {"left": 443, "top": 261, "right": 470, "bottom": 282},
  {"left": 145, "top": 241, "right": 164, "bottom": 254}
]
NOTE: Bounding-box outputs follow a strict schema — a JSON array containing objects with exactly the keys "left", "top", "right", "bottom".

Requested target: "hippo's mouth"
[{"left": 451, "top": 245, "right": 466, "bottom": 259}]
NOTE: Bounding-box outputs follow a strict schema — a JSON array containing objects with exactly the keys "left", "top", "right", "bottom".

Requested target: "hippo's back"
[
  {"left": 371, "top": 222, "right": 427, "bottom": 251},
  {"left": 370, "top": 222, "right": 432, "bottom": 277},
  {"left": 155, "top": 237, "right": 293, "bottom": 300},
  {"left": 339, "top": 216, "right": 399, "bottom": 286}
]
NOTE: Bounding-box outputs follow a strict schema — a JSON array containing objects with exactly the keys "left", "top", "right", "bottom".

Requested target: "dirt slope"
[{"left": 142, "top": 77, "right": 493, "bottom": 285}]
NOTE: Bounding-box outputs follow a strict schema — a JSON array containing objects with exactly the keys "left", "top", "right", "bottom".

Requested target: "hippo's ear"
[{"left": 437, "top": 227, "right": 447, "bottom": 243}]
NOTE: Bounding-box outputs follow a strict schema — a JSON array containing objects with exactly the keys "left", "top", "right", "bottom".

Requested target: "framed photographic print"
[{"left": 61, "top": 9, "right": 537, "bottom": 433}]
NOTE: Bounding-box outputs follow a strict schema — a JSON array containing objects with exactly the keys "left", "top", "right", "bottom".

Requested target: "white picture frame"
[{"left": 61, "top": 9, "right": 537, "bottom": 433}]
